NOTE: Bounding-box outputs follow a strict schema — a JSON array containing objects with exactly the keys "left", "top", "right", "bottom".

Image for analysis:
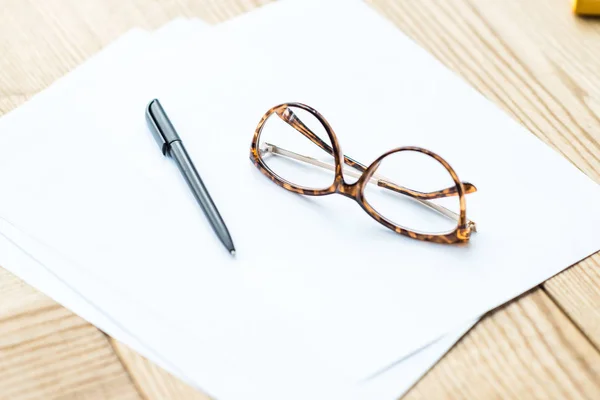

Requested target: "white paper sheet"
[
  {"left": 0, "top": 18, "right": 475, "bottom": 400},
  {"left": 0, "top": 215, "right": 475, "bottom": 400},
  {"left": 0, "top": 24, "right": 192, "bottom": 380}
]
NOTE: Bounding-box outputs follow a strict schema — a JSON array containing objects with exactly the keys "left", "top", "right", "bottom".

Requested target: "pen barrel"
[{"left": 168, "top": 141, "right": 235, "bottom": 252}]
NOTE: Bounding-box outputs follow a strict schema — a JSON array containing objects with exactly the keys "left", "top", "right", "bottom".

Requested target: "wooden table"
[{"left": 1, "top": 0, "right": 599, "bottom": 398}]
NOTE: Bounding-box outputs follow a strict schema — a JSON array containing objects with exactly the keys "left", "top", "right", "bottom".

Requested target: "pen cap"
[{"left": 146, "top": 99, "right": 181, "bottom": 156}]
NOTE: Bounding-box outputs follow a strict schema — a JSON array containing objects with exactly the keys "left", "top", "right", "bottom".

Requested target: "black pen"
[{"left": 145, "top": 99, "right": 236, "bottom": 255}]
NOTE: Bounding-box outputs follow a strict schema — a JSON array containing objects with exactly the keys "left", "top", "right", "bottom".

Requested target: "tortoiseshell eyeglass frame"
[{"left": 249, "top": 102, "right": 477, "bottom": 244}]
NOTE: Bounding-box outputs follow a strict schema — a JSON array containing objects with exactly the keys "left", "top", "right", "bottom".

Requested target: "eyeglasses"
[{"left": 249, "top": 102, "right": 477, "bottom": 243}]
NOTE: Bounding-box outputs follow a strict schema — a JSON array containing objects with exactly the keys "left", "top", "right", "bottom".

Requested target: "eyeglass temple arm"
[
  {"left": 263, "top": 143, "right": 477, "bottom": 231},
  {"left": 277, "top": 108, "right": 477, "bottom": 200}
]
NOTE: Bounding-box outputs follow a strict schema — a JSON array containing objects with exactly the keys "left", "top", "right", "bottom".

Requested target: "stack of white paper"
[{"left": 1, "top": 1, "right": 598, "bottom": 399}]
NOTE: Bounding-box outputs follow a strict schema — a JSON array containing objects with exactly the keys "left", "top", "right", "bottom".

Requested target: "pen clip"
[{"left": 146, "top": 98, "right": 181, "bottom": 156}]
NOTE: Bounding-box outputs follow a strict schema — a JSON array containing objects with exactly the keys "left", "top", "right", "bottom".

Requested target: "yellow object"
[{"left": 573, "top": 0, "right": 600, "bottom": 15}]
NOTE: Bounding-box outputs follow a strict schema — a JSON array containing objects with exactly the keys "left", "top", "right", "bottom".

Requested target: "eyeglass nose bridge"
[
  {"left": 337, "top": 179, "right": 362, "bottom": 200},
  {"left": 336, "top": 157, "right": 379, "bottom": 201}
]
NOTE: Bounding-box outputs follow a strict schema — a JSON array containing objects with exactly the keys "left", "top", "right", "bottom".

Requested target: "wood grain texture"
[
  {"left": 111, "top": 340, "right": 211, "bottom": 400},
  {"left": 545, "top": 254, "right": 600, "bottom": 349},
  {"left": 0, "top": 270, "right": 141, "bottom": 400},
  {"left": 405, "top": 289, "right": 600, "bottom": 400},
  {"left": 0, "top": 0, "right": 599, "bottom": 399}
]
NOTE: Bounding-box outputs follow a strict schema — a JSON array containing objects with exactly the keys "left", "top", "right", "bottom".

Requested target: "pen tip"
[{"left": 230, "top": 250, "right": 236, "bottom": 256}]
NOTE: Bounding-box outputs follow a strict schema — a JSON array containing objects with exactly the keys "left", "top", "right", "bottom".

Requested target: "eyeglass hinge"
[{"left": 468, "top": 221, "right": 477, "bottom": 233}]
